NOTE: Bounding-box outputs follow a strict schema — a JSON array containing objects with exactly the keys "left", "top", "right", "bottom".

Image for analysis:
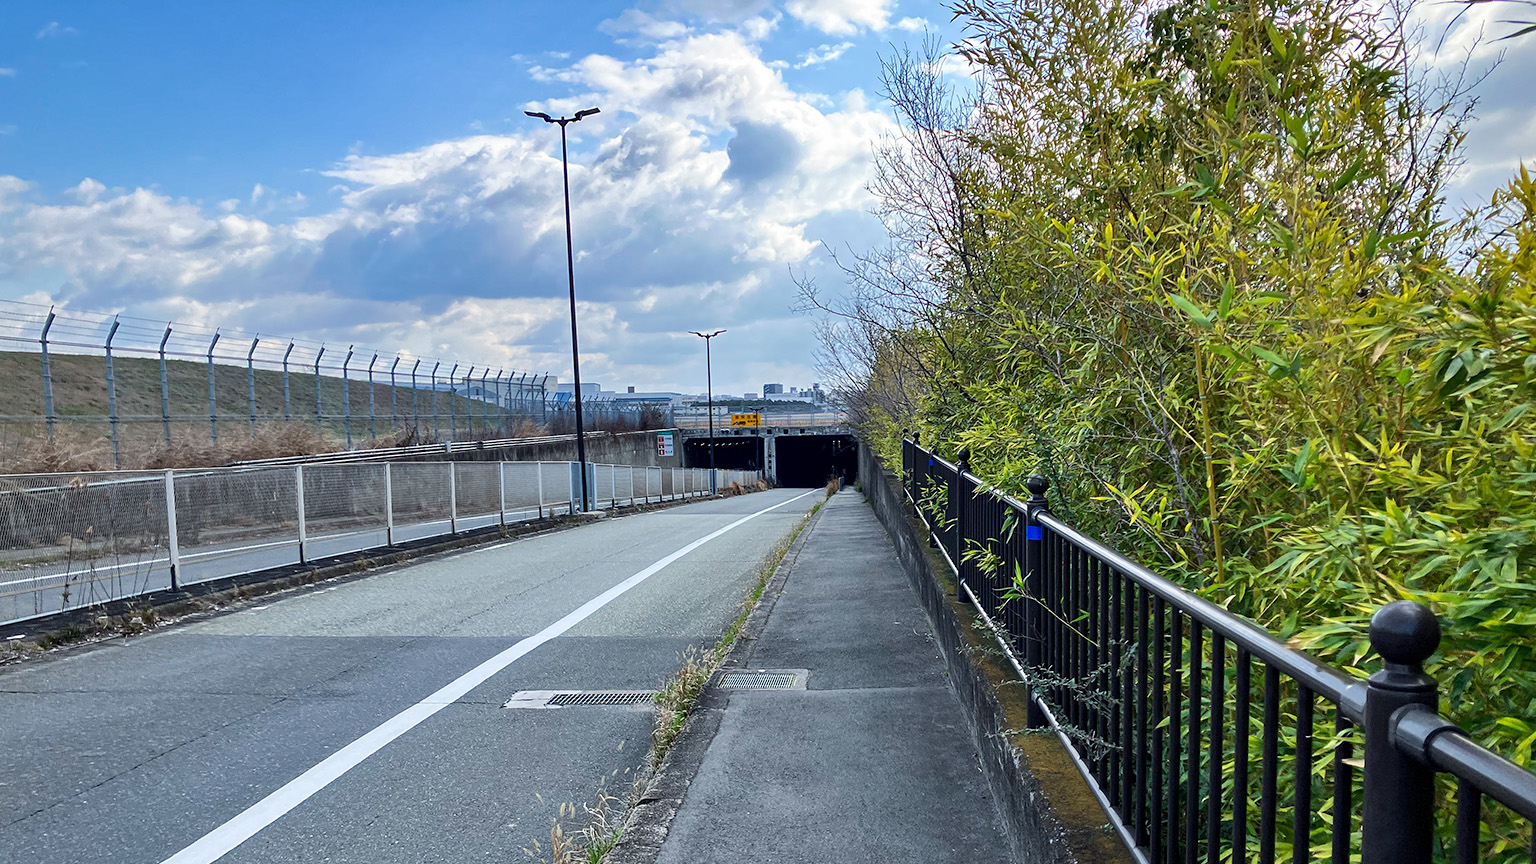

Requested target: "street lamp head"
[
  {"left": 689, "top": 329, "right": 726, "bottom": 339},
  {"left": 574, "top": 107, "right": 601, "bottom": 120},
  {"left": 524, "top": 110, "right": 555, "bottom": 123}
]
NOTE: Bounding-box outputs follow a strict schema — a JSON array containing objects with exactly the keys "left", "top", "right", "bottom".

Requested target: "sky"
[{"left": 0, "top": 1, "right": 1531, "bottom": 397}]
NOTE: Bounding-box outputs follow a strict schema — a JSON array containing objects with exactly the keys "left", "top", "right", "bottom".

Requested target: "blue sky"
[{"left": 0, "top": 1, "right": 1531, "bottom": 397}]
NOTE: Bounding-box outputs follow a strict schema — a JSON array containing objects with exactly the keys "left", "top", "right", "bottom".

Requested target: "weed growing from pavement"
[{"left": 527, "top": 497, "right": 824, "bottom": 864}]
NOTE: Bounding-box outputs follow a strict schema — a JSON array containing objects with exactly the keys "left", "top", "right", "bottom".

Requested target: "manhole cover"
[
  {"left": 716, "top": 669, "right": 807, "bottom": 690},
  {"left": 503, "top": 690, "right": 657, "bottom": 709}
]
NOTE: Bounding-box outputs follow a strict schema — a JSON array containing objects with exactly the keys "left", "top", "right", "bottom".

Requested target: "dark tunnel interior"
[
  {"left": 774, "top": 435, "right": 859, "bottom": 488},
  {"left": 683, "top": 435, "right": 763, "bottom": 471}
]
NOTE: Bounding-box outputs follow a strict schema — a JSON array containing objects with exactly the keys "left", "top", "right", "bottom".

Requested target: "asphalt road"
[
  {"left": 0, "top": 487, "right": 819, "bottom": 864},
  {"left": 2, "top": 490, "right": 709, "bottom": 628}
]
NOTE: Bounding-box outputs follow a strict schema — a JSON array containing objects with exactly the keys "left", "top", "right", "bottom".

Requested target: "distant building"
[
  {"left": 555, "top": 382, "right": 601, "bottom": 399},
  {"left": 763, "top": 383, "right": 784, "bottom": 395}
]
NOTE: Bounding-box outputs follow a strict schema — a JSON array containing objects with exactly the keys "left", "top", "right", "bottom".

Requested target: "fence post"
[
  {"left": 282, "top": 341, "right": 294, "bottom": 421},
  {"left": 498, "top": 461, "right": 507, "bottom": 527},
  {"left": 954, "top": 447, "right": 971, "bottom": 595},
  {"left": 40, "top": 308, "right": 57, "bottom": 442},
  {"left": 384, "top": 463, "right": 395, "bottom": 546},
  {"left": 368, "top": 352, "right": 379, "bottom": 441},
  {"left": 241, "top": 337, "right": 257, "bottom": 433},
  {"left": 410, "top": 359, "right": 421, "bottom": 435},
  {"left": 390, "top": 356, "right": 400, "bottom": 431},
  {"left": 448, "top": 363, "right": 459, "bottom": 442},
  {"left": 165, "top": 470, "right": 181, "bottom": 592},
  {"left": 206, "top": 331, "right": 221, "bottom": 445},
  {"left": 342, "top": 345, "right": 354, "bottom": 449},
  {"left": 1022, "top": 474, "right": 1050, "bottom": 728},
  {"left": 431, "top": 360, "right": 442, "bottom": 441},
  {"left": 537, "top": 461, "right": 545, "bottom": 519},
  {"left": 160, "top": 324, "right": 174, "bottom": 444},
  {"left": 314, "top": 345, "right": 326, "bottom": 430},
  {"left": 1362, "top": 600, "right": 1442, "bottom": 864},
  {"left": 448, "top": 462, "right": 458, "bottom": 534},
  {"left": 296, "top": 465, "right": 308, "bottom": 564},
  {"left": 105, "top": 317, "right": 121, "bottom": 468}
]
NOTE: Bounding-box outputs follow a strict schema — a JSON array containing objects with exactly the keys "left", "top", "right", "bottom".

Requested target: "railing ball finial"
[
  {"left": 1369, "top": 600, "right": 1441, "bottom": 672},
  {"left": 1024, "top": 474, "right": 1049, "bottom": 505},
  {"left": 912, "top": 429, "right": 921, "bottom": 445},
  {"left": 957, "top": 446, "right": 971, "bottom": 471}
]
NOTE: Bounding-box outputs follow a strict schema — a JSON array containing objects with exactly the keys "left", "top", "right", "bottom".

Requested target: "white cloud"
[
  {"left": 0, "top": 68, "right": 16, "bottom": 77},
  {"left": 599, "top": 9, "right": 691, "bottom": 41},
  {"left": 895, "top": 16, "right": 929, "bottom": 32},
  {"left": 35, "top": 21, "right": 79, "bottom": 39},
  {"left": 796, "top": 41, "right": 855, "bottom": 68},
  {"left": 784, "top": 0, "right": 892, "bottom": 35},
  {"left": 0, "top": 27, "right": 895, "bottom": 392},
  {"left": 67, "top": 178, "right": 106, "bottom": 203}
]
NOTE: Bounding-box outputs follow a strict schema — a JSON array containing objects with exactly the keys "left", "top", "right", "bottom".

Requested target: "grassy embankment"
[{"left": 0, "top": 350, "right": 542, "bottom": 470}]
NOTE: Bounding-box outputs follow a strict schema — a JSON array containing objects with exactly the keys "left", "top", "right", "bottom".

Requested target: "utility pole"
[{"left": 526, "top": 105, "right": 600, "bottom": 511}]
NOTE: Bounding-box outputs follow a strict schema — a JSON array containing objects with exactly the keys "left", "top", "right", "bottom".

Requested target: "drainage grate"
[
  {"left": 549, "top": 691, "right": 657, "bottom": 707},
  {"left": 503, "top": 690, "right": 657, "bottom": 709},
  {"left": 717, "top": 669, "right": 806, "bottom": 690}
]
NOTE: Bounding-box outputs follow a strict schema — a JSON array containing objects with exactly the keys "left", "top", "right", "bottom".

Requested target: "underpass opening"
[
  {"left": 774, "top": 435, "right": 858, "bottom": 488},
  {"left": 682, "top": 435, "right": 763, "bottom": 472}
]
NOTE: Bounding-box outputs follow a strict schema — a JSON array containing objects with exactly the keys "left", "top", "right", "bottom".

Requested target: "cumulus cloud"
[
  {"left": 796, "top": 41, "right": 855, "bottom": 67},
  {"left": 599, "top": 9, "right": 691, "bottom": 41},
  {"left": 895, "top": 16, "right": 929, "bottom": 32},
  {"left": 0, "top": 25, "right": 896, "bottom": 391},
  {"left": 784, "top": 0, "right": 892, "bottom": 35}
]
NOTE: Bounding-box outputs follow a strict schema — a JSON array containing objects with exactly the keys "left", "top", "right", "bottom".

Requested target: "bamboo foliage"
[{"left": 824, "top": 0, "right": 1534, "bottom": 856}]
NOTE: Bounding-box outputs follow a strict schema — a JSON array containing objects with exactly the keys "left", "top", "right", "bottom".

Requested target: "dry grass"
[
  {"left": 523, "top": 791, "right": 627, "bottom": 864},
  {"left": 825, "top": 477, "right": 840, "bottom": 497},
  {"left": 526, "top": 499, "right": 824, "bottom": 864}
]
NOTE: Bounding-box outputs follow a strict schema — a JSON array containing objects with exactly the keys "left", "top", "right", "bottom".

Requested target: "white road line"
[{"left": 159, "top": 488, "right": 818, "bottom": 864}]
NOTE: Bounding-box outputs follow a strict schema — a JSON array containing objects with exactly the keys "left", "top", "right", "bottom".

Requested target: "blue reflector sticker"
[{"left": 1026, "top": 525, "right": 1042, "bottom": 540}]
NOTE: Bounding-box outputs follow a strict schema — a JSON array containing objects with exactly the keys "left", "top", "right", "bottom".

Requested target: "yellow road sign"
[{"left": 730, "top": 413, "right": 761, "bottom": 427}]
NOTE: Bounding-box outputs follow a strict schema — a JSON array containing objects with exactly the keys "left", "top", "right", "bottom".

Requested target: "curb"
[{"left": 603, "top": 492, "right": 830, "bottom": 864}]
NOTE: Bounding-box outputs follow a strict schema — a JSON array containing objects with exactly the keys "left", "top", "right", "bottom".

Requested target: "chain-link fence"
[
  {"left": 0, "top": 299, "right": 669, "bottom": 469},
  {"left": 0, "top": 460, "right": 761, "bottom": 627}
]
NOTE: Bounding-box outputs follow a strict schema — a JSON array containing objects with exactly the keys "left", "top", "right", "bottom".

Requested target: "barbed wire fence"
[{"left": 0, "top": 299, "right": 663, "bottom": 469}]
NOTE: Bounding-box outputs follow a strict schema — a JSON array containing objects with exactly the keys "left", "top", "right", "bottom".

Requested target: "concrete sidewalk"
[{"left": 653, "top": 489, "right": 1012, "bottom": 863}]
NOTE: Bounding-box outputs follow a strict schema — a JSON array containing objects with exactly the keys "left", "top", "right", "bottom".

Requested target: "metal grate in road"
[
  {"left": 717, "top": 670, "right": 805, "bottom": 690},
  {"left": 549, "top": 690, "right": 657, "bottom": 707},
  {"left": 502, "top": 690, "right": 657, "bottom": 709}
]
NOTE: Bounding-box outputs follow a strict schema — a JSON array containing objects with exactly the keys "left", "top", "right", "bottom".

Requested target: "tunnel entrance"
[
  {"left": 774, "top": 435, "right": 859, "bottom": 488},
  {"left": 683, "top": 435, "right": 763, "bottom": 472}
]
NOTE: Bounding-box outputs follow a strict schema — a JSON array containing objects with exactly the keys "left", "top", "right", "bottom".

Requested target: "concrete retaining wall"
[{"left": 411, "top": 429, "right": 682, "bottom": 468}]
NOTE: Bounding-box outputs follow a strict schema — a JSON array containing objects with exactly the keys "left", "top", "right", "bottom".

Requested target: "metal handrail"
[
  {"left": 895, "top": 438, "right": 1535, "bottom": 864},
  {"left": 1035, "top": 510, "right": 1367, "bottom": 721}
]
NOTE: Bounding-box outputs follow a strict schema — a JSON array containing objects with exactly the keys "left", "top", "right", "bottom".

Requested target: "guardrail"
[
  {"left": 898, "top": 437, "right": 1535, "bottom": 864},
  {"left": 0, "top": 461, "right": 760, "bottom": 628}
]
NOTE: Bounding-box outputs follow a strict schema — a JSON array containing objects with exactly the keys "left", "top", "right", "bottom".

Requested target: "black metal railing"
[{"left": 899, "top": 437, "right": 1536, "bottom": 864}]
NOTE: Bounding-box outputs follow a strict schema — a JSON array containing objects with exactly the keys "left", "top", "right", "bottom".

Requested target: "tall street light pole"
[
  {"left": 689, "top": 329, "right": 725, "bottom": 494},
  {"left": 527, "top": 106, "right": 600, "bottom": 512}
]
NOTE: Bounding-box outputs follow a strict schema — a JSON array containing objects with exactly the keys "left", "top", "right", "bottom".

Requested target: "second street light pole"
[
  {"left": 527, "top": 105, "right": 600, "bottom": 511},
  {"left": 690, "top": 329, "right": 725, "bottom": 494}
]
